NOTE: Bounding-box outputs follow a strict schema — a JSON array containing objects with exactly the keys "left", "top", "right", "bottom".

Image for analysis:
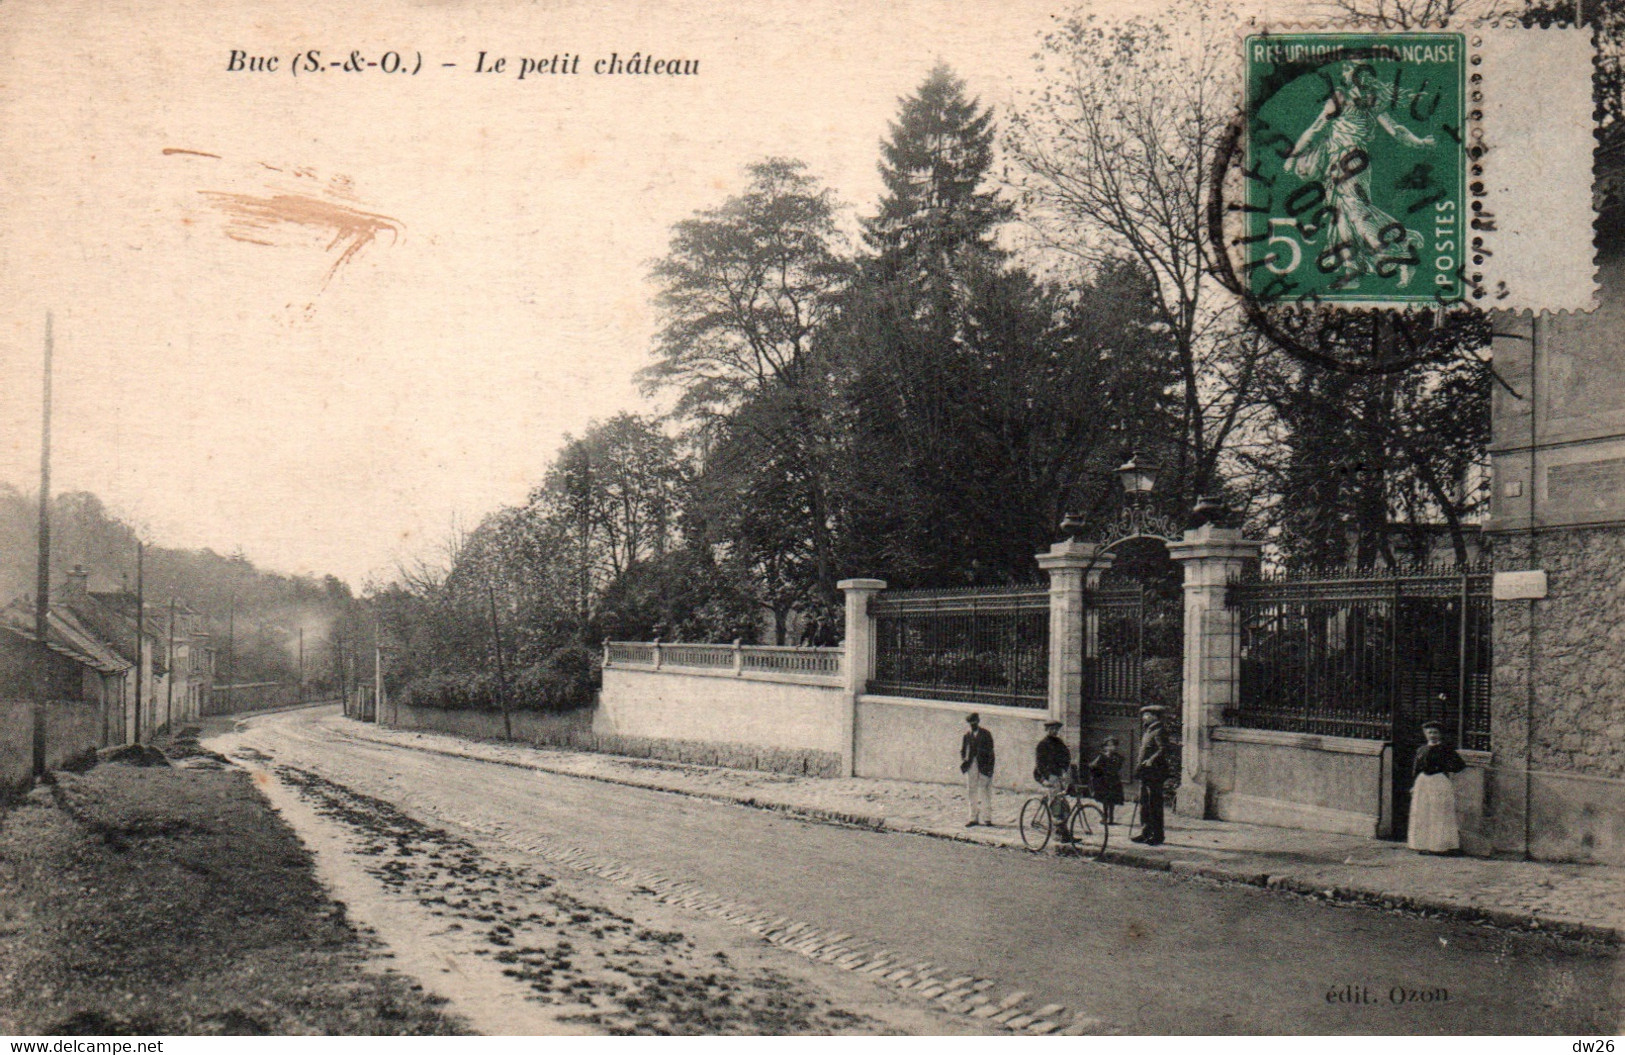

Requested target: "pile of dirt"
[
  {"left": 0, "top": 761, "right": 470, "bottom": 1035},
  {"left": 99, "top": 744, "right": 170, "bottom": 768},
  {"left": 161, "top": 728, "right": 232, "bottom": 769}
]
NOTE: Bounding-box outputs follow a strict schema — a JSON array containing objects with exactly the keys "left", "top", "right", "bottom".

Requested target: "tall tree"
[
  {"left": 1007, "top": 0, "right": 1263, "bottom": 503},
  {"left": 526, "top": 414, "right": 685, "bottom": 638},
  {"left": 643, "top": 158, "right": 852, "bottom": 607},
  {"left": 835, "top": 67, "right": 1177, "bottom": 585},
  {"left": 865, "top": 65, "right": 1011, "bottom": 271}
]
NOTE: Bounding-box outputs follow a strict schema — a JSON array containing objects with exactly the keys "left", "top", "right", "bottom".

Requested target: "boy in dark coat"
[{"left": 1088, "top": 736, "right": 1126, "bottom": 825}]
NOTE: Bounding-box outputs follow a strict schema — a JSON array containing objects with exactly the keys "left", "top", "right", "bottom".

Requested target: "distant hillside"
[{"left": 0, "top": 485, "right": 367, "bottom": 689}]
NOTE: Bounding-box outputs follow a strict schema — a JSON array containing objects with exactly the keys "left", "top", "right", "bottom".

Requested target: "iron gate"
[
  {"left": 1228, "top": 564, "right": 1492, "bottom": 837},
  {"left": 1082, "top": 582, "right": 1183, "bottom": 764}
]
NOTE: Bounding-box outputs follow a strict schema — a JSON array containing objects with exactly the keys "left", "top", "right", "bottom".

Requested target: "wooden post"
[
  {"left": 166, "top": 596, "right": 177, "bottom": 735},
  {"left": 32, "top": 313, "right": 52, "bottom": 779},
  {"left": 225, "top": 595, "right": 235, "bottom": 715},
  {"left": 134, "top": 542, "right": 144, "bottom": 744},
  {"left": 487, "top": 581, "right": 513, "bottom": 740},
  {"left": 373, "top": 606, "right": 384, "bottom": 725}
]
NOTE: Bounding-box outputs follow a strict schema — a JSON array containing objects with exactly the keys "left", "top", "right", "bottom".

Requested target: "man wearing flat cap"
[
  {"left": 1131, "top": 704, "right": 1169, "bottom": 846},
  {"left": 960, "top": 712, "right": 996, "bottom": 827},
  {"left": 1034, "top": 719, "right": 1073, "bottom": 841}
]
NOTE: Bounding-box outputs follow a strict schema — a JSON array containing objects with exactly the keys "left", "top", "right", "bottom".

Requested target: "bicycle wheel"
[
  {"left": 1070, "top": 801, "right": 1108, "bottom": 854},
  {"left": 1019, "top": 797, "right": 1054, "bottom": 851}
]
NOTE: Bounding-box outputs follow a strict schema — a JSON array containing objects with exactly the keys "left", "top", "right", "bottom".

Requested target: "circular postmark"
[{"left": 1208, "top": 32, "right": 1491, "bottom": 375}]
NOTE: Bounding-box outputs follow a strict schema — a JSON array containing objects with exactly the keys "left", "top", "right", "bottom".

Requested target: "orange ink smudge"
[
  {"left": 163, "top": 147, "right": 221, "bottom": 159},
  {"left": 198, "top": 191, "right": 404, "bottom": 288}
]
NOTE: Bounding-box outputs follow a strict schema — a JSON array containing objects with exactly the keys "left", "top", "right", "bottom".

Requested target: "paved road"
[{"left": 235, "top": 707, "right": 1621, "bottom": 1035}]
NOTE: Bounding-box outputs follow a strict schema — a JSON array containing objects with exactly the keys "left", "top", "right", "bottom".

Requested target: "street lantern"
[{"left": 1116, "top": 452, "right": 1160, "bottom": 498}]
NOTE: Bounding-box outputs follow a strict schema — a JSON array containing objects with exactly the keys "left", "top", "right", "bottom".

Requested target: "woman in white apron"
[{"left": 1407, "top": 721, "right": 1466, "bottom": 854}]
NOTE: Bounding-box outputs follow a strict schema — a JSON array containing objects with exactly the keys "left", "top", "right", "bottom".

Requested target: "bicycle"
[{"left": 1019, "top": 784, "right": 1110, "bottom": 854}]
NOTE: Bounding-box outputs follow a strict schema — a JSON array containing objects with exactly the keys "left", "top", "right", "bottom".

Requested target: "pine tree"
[
  {"left": 863, "top": 64, "right": 1011, "bottom": 284},
  {"left": 831, "top": 66, "right": 1175, "bottom": 586}
]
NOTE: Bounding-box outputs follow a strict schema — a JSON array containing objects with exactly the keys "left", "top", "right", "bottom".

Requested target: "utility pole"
[
  {"left": 166, "top": 596, "right": 177, "bottom": 735},
  {"left": 225, "top": 595, "right": 235, "bottom": 715},
  {"left": 486, "top": 580, "right": 513, "bottom": 740},
  {"left": 31, "top": 313, "right": 53, "bottom": 779},
  {"left": 298, "top": 626, "right": 305, "bottom": 704},
  {"left": 372, "top": 603, "right": 384, "bottom": 724},
  {"left": 134, "top": 541, "right": 144, "bottom": 743}
]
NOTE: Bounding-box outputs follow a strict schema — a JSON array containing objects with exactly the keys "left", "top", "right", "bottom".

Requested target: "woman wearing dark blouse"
[{"left": 1408, "top": 721, "right": 1466, "bottom": 854}]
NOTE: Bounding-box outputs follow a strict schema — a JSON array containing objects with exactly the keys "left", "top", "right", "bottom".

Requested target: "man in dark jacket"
[
  {"left": 1033, "top": 718, "right": 1073, "bottom": 841},
  {"left": 1131, "top": 705, "right": 1169, "bottom": 845},
  {"left": 960, "top": 713, "right": 996, "bottom": 826}
]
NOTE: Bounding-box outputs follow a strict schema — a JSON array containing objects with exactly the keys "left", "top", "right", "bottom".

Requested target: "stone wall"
[
  {"left": 1491, "top": 527, "right": 1625, "bottom": 862},
  {"left": 1519, "top": 528, "right": 1625, "bottom": 778},
  {"left": 1208, "top": 727, "right": 1390, "bottom": 838},
  {"left": 0, "top": 698, "right": 104, "bottom": 789},
  {"left": 598, "top": 666, "right": 846, "bottom": 755},
  {"left": 382, "top": 701, "right": 595, "bottom": 743},
  {"left": 854, "top": 696, "right": 1050, "bottom": 791},
  {"left": 381, "top": 699, "right": 841, "bottom": 778}
]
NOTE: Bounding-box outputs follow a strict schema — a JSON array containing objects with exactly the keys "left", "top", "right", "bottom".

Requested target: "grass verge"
[{"left": 0, "top": 755, "right": 470, "bottom": 1036}]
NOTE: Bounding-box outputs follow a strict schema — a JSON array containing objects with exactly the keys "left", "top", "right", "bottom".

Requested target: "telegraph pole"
[
  {"left": 487, "top": 581, "right": 513, "bottom": 740},
  {"left": 372, "top": 604, "right": 384, "bottom": 724},
  {"left": 166, "top": 596, "right": 177, "bottom": 735},
  {"left": 225, "top": 595, "right": 235, "bottom": 715},
  {"left": 31, "top": 313, "right": 53, "bottom": 779},
  {"left": 298, "top": 626, "right": 305, "bottom": 704},
  {"left": 133, "top": 542, "right": 144, "bottom": 743}
]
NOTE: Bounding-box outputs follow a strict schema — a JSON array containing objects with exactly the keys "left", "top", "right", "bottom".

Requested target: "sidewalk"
[{"left": 324, "top": 715, "right": 1625, "bottom": 945}]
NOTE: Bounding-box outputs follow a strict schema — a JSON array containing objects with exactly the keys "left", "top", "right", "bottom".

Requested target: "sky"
[{"left": 0, "top": 0, "right": 1233, "bottom": 588}]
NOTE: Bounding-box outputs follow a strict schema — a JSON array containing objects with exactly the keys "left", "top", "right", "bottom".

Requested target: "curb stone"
[{"left": 340, "top": 723, "right": 1624, "bottom": 946}]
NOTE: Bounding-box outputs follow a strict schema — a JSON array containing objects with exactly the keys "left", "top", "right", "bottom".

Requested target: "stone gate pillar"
[
  {"left": 838, "top": 578, "right": 886, "bottom": 779},
  {"left": 1036, "top": 540, "right": 1113, "bottom": 747},
  {"left": 1167, "top": 523, "right": 1261, "bottom": 818}
]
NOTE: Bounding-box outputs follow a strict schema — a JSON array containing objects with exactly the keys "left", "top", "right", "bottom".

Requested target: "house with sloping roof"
[
  {"left": 0, "top": 595, "right": 129, "bottom": 781},
  {"left": 1, "top": 564, "right": 215, "bottom": 752}
]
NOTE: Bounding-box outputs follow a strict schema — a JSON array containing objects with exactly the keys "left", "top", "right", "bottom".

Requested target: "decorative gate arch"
[{"left": 1070, "top": 508, "right": 1186, "bottom": 774}]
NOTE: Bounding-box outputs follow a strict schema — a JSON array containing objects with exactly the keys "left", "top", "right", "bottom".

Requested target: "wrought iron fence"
[
  {"left": 869, "top": 585, "right": 1049, "bottom": 708},
  {"left": 1227, "top": 563, "right": 1492, "bottom": 749}
]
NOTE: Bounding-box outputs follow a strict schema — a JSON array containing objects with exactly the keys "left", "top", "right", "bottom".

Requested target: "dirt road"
[{"left": 218, "top": 706, "right": 1623, "bottom": 1035}]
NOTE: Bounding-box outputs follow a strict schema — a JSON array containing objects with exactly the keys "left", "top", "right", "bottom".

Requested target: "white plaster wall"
[
  {"left": 598, "top": 667, "right": 845, "bottom": 754},
  {"left": 1210, "top": 728, "right": 1388, "bottom": 837},
  {"left": 854, "top": 696, "right": 1051, "bottom": 791}
]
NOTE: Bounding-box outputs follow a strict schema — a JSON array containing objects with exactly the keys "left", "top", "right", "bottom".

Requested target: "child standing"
[{"left": 1088, "top": 737, "right": 1127, "bottom": 825}]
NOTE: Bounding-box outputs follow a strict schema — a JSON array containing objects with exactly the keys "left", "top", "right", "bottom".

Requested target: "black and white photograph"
[{"left": 0, "top": 0, "right": 1621, "bottom": 1040}]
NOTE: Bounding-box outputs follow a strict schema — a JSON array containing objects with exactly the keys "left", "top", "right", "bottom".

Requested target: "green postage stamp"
[{"left": 1243, "top": 33, "right": 1467, "bottom": 306}]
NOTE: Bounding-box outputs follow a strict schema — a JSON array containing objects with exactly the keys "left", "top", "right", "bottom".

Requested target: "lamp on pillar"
[
  {"left": 1115, "top": 452, "right": 1160, "bottom": 500},
  {"left": 1064, "top": 451, "right": 1181, "bottom": 549}
]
